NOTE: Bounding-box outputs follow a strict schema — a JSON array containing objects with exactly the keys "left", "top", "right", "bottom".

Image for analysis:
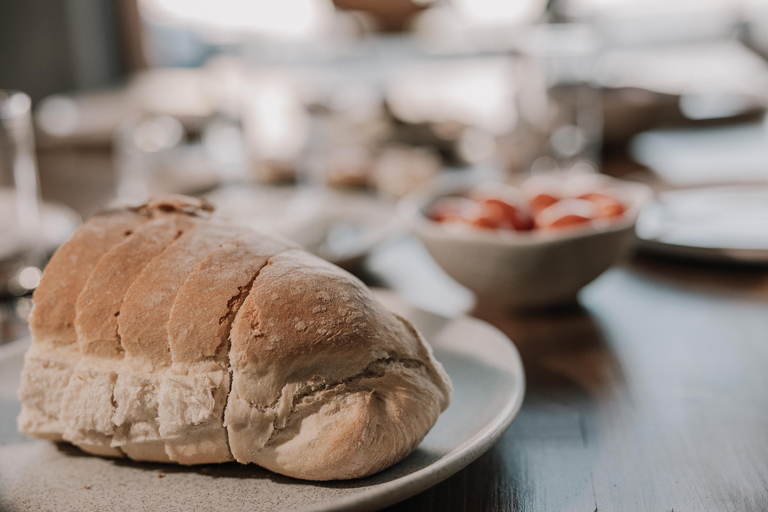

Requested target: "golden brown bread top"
[
  {"left": 30, "top": 210, "right": 149, "bottom": 348},
  {"left": 75, "top": 215, "right": 195, "bottom": 358},
  {"left": 31, "top": 194, "right": 216, "bottom": 350},
  {"left": 23, "top": 194, "right": 452, "bottom": 479},
  {"left": 117, "top": 220, "right": 244, "bottom": 367},
  {"left": 226, "top": 249, "right": 451, "bottom": 479},
  {"left": 229, "top": 249, "right": 436, "bottom": 405},
  {"left": 167, "top": 232, "right": 294, "bottom": 365}
]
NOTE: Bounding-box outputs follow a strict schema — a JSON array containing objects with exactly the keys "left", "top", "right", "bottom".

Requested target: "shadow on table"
[
  {"left": 60, "top": 436, "right": 445, "bottom": 490},
  {"left": 475, "top": 300, "right": 626, "bottom": 401},
  {"left": 383, "top": 301, "right": 625, "bottom": 511},
  {"left": 628, "top": 251, "right": 768, "bottom": 301},
  {"left": 55, "top": 444, "right": 281, "bottom": 483}
]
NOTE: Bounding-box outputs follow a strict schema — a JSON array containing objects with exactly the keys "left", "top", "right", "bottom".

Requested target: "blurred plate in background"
[
  {"left": 636, "top": 185, "right": 768, "bottom": 263},
  {"left": 631, "top": 122, "right": 768, "bottom": 186},
  {"left": 205, "top": 184, "right": 399, "bottom": 268}
]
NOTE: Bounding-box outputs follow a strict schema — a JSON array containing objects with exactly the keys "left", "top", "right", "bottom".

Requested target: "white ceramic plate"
[
  {"left": 636, "top": 185, "right": 768, "bottom": 263},
  {"left": 0, "top": 291, "right": 524, "bottom": 512}
]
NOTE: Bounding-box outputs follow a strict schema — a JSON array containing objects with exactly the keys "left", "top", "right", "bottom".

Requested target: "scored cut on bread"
[
  {"left": 225, "top": 249, "right": 451, "bottom": 479},
  {"left": 18, "top": 194, "right": 452, "bottom": 480},
  {"left": 63, "top": 212, "right": 198, "bottom": 457},
  {"left": 18, "top": 208, "right": 151, "bottom": 441}
]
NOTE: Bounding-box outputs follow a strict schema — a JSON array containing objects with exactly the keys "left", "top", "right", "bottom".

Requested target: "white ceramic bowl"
[{"left": 399, "top": 173, "right": 653, "bottom": 309}]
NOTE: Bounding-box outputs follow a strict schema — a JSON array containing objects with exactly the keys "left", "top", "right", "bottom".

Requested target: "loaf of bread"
[{"left": 17, "top": 195, "right": 452, "bottom": 480}]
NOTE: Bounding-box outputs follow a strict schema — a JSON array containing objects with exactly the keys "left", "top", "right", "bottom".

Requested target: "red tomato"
[
  {"left": 529, "top": 193, "right": 560, "bottom": 215},
  {"left": 467, "top": 213, "right": 501, "bottom": 230},
  {"left": 544, "top": 214, "right": 592, "bottom": 228},
  {"left": 535, "top": 199, "right": 599, "bottom": 230},
  {"left": 578, "top": 192, "right": 625, "bottom": 218},
  {"left": 429, "top": 197, "right": 472, "bottom": 222},
  {"left": 461, "top": 202, "right": 502, "bottom": 229},
  {"left": 478, "top": 198, "right": 533, "bottom": 231}
]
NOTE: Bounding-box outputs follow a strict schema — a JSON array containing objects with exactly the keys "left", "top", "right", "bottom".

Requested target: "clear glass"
[
  {"left": 0, "top": 90, "right": 43, "bottom": 298},
  {"left": 114, "top": 114, "right": 186, "bottom": 205},
  {"left": 510, "top": 24, "right": 603, "bottom": 176},
  {"left": 115, "top": 112, "right": 245, "bottom": 205}
]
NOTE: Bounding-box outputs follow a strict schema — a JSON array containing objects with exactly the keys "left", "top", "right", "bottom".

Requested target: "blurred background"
[{"left": 3, "top": 0, "right": 768, "bottom": 342}]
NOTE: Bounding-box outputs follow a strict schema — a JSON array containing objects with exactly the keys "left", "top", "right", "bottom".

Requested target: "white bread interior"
[
  {"left": 62, "top": 213, "right": 196, "bottom": 457},
  {"left": 18, "top": 194, "right": 452, "bottom": 480},
  {"left": 225, "top": 250, "right": 452, "bottom": 479},
  {"left": 19, "top": 209, "right": 149, "bottom": 442}
]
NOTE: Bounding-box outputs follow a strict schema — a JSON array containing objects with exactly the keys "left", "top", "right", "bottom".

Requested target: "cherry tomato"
[
  {"left": 578, "top": 192, "right": 625, "bottom": 218},
  {"left": 478, "top": 198, "right": 533, "bottom": 231},
  {"left": 535, "top": 199, "right": 599, "bottom": 230},
  {"left": 467, "top": 213, "right": 501, "bottom": 229},
  {"left": 529, "top": 193, "right": 560, "bottom": 215},
  {"left": 430, "top": 197, "right": 472, "bottom": 222},
  {"left": 544, "top": 214, "right": 592, "bottom": 228}
]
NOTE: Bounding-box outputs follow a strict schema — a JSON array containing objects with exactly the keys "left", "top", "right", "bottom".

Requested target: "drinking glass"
[
  {"left": 115, "top": 114, "right": 186, "bottom": 205},
  {"left": 512, "top": 24, "right": 602, "bottom": 174},
  {"left": 0, "top": 90, "right": 43, "bottom": 298}
]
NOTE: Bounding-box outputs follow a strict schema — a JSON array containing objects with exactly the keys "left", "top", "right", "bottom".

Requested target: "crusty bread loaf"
[{"left": 18, "top": 195, "right": 452, "bottom": 480}]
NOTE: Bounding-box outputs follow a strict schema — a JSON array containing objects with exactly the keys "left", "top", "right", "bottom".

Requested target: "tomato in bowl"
[{"left": 400, "top": 173, "right": 652, "bottom": 309}]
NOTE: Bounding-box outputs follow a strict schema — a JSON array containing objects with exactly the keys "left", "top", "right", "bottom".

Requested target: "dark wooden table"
[{"left": 380, "top": 249, "right": 768, "bottom": 512}]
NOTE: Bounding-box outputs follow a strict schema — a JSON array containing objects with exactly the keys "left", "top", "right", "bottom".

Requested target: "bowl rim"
[{"left": 398, "top": 172, "right": 654, "bottom": 247}]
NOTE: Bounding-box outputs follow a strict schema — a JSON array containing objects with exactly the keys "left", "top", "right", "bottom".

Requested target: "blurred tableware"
[
  {"left": 558, "top": 0, "right": 739, "bottom": 47},
  {"left": 598, "top": 41, "right": 768, "bottom": 132},
  {"left": 411, "top": 0, "right": 548, "bottom": 54},
  {"left": 35, "top": 68, "right": 221, "bottom": 149},
  {"left": 636, "top": 185, "right": 768, "bottom": 264},
  {"left": 115, "top": 114, "right": 221, "bottom": 204},
  {"left": 371, "top": 145, "right": 441, "bottom": 198},
  {"left": 386, "top": 59, "right": 516, "bottom": 139},
  {"left": 0, "top": 90, "right": 44, "bottom": 297},
  {"left": 746, "top": 0, "right": 768, "bottom": 59},
  {"left": 631, "top": 122, "right": 768, "bottom": 187},
  {"left": 311, "top": 83, "right": 390, "bottom": 185},
  {"left": 322, "top": 145, "right": 375, "bottom": 189},
  {"left": 205, "top": 184, "right": 399, "bottom": 268},
  {"left": 332, "top": 0, "right": 428, "bottom": 32},
  {"left": 512, "top": 24, "right": 602, "bottom": 173},
  {"left": 0, "top": 191, "right": 80, "bottom": 255},
  {"left": 241, "top": 74, "right": 309, "bottom": 183},
  {"left": 385, "top": 58, "right": 513, "bottom": 167},
  {"left": 400, "top": 172, "right": 652, "bottom": 309}
]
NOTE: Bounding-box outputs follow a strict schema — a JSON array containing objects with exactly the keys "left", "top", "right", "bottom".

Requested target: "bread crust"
[
  {"left": 225, "top": 250, "right": 451, "bottom": 479},
  {"left": 113, "top": 219, "right": 246, "bottom": 460},
  {"left": 161, "top": 232, "right": 293, "bottom": 464},
  {"left": 18, "top": 196, "right": 452, "bottom": 479},
  {"left": 76, "top": 215, "right": 195, "bottom": 358},
  {"left": 19, "top": 210, "right": 149, "bottom": 441},
  {"left": 62, "top": 214, "right": 197, "bottom": 456},
  {"left": 30, "top": 209, "right": 149, "bottom": 348}
]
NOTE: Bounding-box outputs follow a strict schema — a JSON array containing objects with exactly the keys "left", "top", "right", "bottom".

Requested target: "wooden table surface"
[{"left": 380, "top": 250, "right": 768, "bottom": 512}]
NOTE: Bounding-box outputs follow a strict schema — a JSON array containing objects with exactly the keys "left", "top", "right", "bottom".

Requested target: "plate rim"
[
  {"left": 635, "top": 184, "right": 768, "bottom": 264},
  {"left": 301, "top": 314, "right": 526, "bottom": 512},
  {"left": 1, "top": 312, "right": 525, "bottom": 512}
]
